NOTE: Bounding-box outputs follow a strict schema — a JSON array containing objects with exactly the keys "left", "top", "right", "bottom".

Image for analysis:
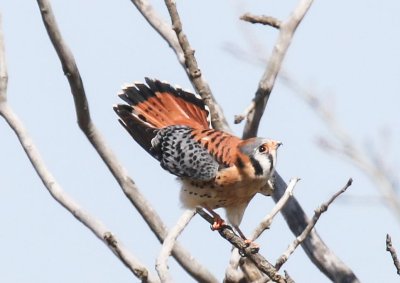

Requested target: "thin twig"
[
  {"left": 241, "top": 13, "right": 282, "bottom": 29},
  {"left": 163, "top": 0, "right": 230, "bottom": 132},
  {"left": 197, "top": 208, "right": 286, "bottom": 283},
  {"left": 386, "top": 234, "right": 400, "bottom": 275},
  {"left": 156, "top": 209, "right": 196, "bottom": 283},
  {"left": 275, "top": 178, "right": 353, "bottom": 270},
  {"left": 240, "top": 0, "right": 314, "bottom": 139},
  {"left": 35, "top": 1, "right": 216, "bottom": 282},
  {"left": 252, "top": 177, "right": 300, "bottom": 241}
]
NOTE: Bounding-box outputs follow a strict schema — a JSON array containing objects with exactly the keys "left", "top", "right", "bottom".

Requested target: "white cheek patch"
[{"left": 253, "top": 153, "right": 273, "bottom": 178}]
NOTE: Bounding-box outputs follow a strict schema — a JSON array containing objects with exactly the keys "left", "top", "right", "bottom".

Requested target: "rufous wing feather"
[{"left": 116, "top": 78, "right": 211, "bottom": 130}]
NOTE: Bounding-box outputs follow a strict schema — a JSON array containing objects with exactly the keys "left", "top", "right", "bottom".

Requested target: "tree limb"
[
  {"left": 163, "top": 0, "right": 230, "bottom": 132},
  {"left": 275, "top": 178, "right": 353, "bottom": 270},
  {"left": 35, "top": 1, "right": 217, "bottom": 282},
  {"left": 239, "top": 0, "right": 314, "bottom": 139},
  {"left": 156, "top": 209, "right": 196, "bottom": 283}
]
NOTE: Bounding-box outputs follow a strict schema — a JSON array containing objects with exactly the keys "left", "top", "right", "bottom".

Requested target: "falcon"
[{"left": 113, "top": 78, "right": 281, "bottom": 242}]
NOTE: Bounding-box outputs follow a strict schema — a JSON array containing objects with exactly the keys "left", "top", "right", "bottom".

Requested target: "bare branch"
[
  {"left": 275, "top": 178, "right": 353, "bottom": 271},
  {"left": 163, "top": 0, "right": 230, "bottom": 132},
  {"left": 252, "top": 178, "right": 300, "bottom": 241},
  {"left": 386, "top": 234, "right": 400, "bottom": 275},
  {"left": 272, "top": 173, "right": 359, "bottom": 282},
  {"left": 156, "top": 209, "right": 196, "bottom": 283},
  {"left": 240, "top": 0, "right": 314, "bottom": 139},
  {"left": 0, "top": 108, "right": 158, "bottom": 282},
  {"left": 35, "top": 1, "right": 217, "bottom": 282},
  {"left": 197, "top": 208, "right": 286, "bottom": 283},
  {"left": 240, "top": 13, "right": 282, "bottom": 29}
]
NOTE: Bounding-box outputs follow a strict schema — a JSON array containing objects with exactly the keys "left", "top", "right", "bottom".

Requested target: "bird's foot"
[
  {"left": 244, "top": 239, "right": 260, "bottom": 251},
  {"left": 211, "top": 215, "right": 226, "bottom": 231}
]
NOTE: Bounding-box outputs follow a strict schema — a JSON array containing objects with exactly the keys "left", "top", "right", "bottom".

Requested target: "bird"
[{"left": 113, "top": 78, "right": 281, "bottom": 243}]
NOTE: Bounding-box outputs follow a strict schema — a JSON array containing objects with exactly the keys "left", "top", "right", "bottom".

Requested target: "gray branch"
[
  {"left": 239, "top": 0, "right": 314, "bottom": 139},
  {"left": 156, "top": 209, "right": 196, "bottom": 282},
  {"left": 35, "top": 1, "right": 217, "bottom": 282},
  {"left": 163, "top": 0, "right": 230, "bottom": 132}
]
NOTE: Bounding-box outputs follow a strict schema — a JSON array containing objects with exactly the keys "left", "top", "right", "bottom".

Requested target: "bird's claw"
[{"left": 210, "top": 217, "right": 226, "bottom": 231}]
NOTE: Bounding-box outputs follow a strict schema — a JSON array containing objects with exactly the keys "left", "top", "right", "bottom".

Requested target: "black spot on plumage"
[
  {"left": 151, "top": 125, "right": 218, "bottom": 180},
  {"left": 138, "top": 114, "right": 147, "bottom": 122},
  {"left": 203, "top": 141, "right": 209, "bottom": 150},
  {"left": 250, "top": 156, "right": 264, "bottom": 176}
]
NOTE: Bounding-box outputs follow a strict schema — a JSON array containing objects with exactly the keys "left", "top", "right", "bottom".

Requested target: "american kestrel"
[{"left": 113, "top": 78, "right": 281, "bottom": 242}]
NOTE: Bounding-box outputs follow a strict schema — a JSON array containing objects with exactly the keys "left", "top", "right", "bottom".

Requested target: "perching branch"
[
  {"left": 239, "top": 0, "right": 314, "bottom": 139},
  {"left": 163, "top": 0, "right": 230, "bottom": 132},
  {"left": 197, "top": 208, "right": 287, "bottom": 283},
  {"left": 0, "top": 17, "right": 157, "bottom": 282},
  {"left": 156, "top": 209, "right": 196, "bottom": 283},
  {"left": 225, "top": 178, "right": 299, "bottom": 282},
  {"left": 275, "top": 178, "right": 353, "bottom": 270},
  {"left": 35, "top": 1, "right": 217, "bottom": 282},
  {"left": 386, "top": 234, "right": 400, "bottom": 275}
]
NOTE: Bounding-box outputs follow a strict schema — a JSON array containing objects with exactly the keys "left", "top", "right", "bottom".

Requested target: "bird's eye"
[{"left": 258, "top": 145, "right": 267, "bottom": 153}]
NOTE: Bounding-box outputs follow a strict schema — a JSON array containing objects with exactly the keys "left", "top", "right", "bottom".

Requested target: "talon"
[
  {"left": 211, "top": 216, "right": 225, "bottom": 230},
  {"left": 244, "top": 239, "right": 260, "bottom": 251}
]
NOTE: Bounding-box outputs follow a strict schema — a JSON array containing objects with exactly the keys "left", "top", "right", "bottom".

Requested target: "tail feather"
[
  {"left": 116, "top": 78, "right": 211, "bottom": 130},
  {"left": 113, "top": 104, "right": 158, "bottom": 156}
]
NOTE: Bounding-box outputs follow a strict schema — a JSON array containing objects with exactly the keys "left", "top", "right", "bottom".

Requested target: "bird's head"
[{"left": 238, "top": 138, "right": 282, "bottom": 179}]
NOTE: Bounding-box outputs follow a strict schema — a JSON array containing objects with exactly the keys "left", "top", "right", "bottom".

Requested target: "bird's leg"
[{"left": 203, "top": 207, "right": 226, "bottom": 230}]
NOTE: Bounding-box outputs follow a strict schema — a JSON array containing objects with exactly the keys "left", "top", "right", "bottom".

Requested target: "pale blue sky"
[{"left": 1, "top": 1, "right": 399, "bottom": 282}]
